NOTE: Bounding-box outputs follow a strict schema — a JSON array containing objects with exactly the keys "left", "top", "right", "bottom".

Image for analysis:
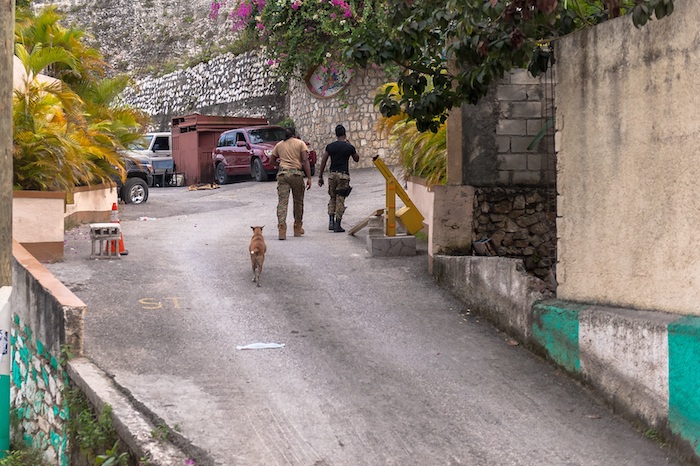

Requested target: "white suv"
[{"left": 126, "top": 132, "right": 173, "bottom": 186}]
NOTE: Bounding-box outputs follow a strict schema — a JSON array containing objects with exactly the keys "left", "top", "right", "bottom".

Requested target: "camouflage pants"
[
  {"left": 327, "top": 172, "right": 351, "bottom": 220},
  {"left": 277, "top": 171, "right": 305, "bottom": 227}
]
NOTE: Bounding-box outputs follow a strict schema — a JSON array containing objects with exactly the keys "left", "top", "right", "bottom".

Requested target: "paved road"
[{"left": 47, "top": 168, "right": 684, "bottom": 465}]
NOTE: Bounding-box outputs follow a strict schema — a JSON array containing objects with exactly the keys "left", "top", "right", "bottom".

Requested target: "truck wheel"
[
  {"left": 252, "top": 158, "right": 268, "bottom": 182},
  {"left": 215, "top": 163, "right": 229, "bottom": 185},
  {"left": 122, "top": 178, "right": 148, "bottom": 204}
]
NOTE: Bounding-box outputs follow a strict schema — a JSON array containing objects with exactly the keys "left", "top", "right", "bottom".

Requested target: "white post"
[{"left": 0, "top": 286, "right": 11, "bottom": 455}]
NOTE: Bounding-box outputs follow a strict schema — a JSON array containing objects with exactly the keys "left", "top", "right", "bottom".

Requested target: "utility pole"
[{"left": 0, "top": 0, "right": 14, "bottom": 457}]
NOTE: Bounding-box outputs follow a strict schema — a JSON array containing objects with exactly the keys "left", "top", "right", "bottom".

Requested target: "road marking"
[{"left": 138, "top": 297, "right": 183, "bottom": 310}]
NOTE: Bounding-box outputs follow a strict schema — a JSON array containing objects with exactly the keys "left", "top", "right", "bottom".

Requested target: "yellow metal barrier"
[{"left": 372, "top": 156, "right": 425, "bottom": 236}]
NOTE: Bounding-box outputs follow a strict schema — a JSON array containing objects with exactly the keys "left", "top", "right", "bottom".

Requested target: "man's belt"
[{"left": 279, "top": 168, "right": 303, "bottom": 175}]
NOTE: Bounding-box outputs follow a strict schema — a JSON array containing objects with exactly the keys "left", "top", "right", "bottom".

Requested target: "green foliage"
[
  {"left": 96, "top": 441, "right": 129, "bottom": 466},
  {"left": 0, "top": 447, "right": 50, "bottom": 466},
  {"left": 273, "top": 117, "right": 295, "bottom": 128},
  {"left": 213, "top": 0, "right": 674, "bottom": 132},
  {"left": 13, "top": 5, "right": 149, "bottom": 190},
  {"left": 65, "top": 389, "right": 133, "bottom": 464},
  {"left": 375, "top": 83, "right": 447, "bottom": 186},
  {"left": 348, "top": 0, "right": 676, "bottom": 132},
  {"left": 215, "top": 0, "right": 386, "bottom": 80},
  {"left": 150, "top": 423, "right": 169, "bottom": 441}
]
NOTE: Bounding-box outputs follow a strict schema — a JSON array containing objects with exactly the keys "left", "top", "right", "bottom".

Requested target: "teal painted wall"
[
  {"left": 668, "top": 315, "right": 700, "bottom": 455},
  {"left": 532, "top": 301, "right": 581, "bottom": 374},
  {"left": 11, "top": 315, "right": 70, "bottom": 466}
]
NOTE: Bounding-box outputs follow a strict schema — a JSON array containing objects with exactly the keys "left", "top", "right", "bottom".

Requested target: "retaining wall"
[
  {"left": 288, "top": 67, "right": 395, "bottom": 168},
  {"left": 472, "top": 187, "right": 556, "bottom": 282},
  {"left": 11, "top": 240, "right": 86, "bottom": 465},
  {"left": 119, "top": 52, "right": 287, "bottom": 131}
]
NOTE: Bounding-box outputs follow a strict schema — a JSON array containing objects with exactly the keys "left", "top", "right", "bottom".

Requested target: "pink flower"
[
  {"left": 230, "top": 1, "right": 254, "bottom": 31},
  {"left": 330, "top": 13, "right": 335, "bottom": 18},
  {"left": 291, "top": 1, "right": 301, "bottom": 9}
]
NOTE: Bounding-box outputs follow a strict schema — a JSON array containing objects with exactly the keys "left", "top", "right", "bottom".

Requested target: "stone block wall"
[
  {"left": 472, "top": 187, "right": 556, "bottom": 283},
  {"left": 288, "top": 67, "right": 396, "bottom": 169},
  {"left": 119, "top": 52, "right": 287, "bottom": 131}
]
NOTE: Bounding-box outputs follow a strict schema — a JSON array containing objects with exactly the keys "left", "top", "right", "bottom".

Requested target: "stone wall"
[
  {"left": 12, "top": 315, "right": 69, "bottom": 465},
  {"left": 33, "top": 0, "right": 236, "bottom": 76},
  {"left": 288, "top": 67, "right": 395, "bottom": 169},
  {"left": 119, "top": 52, "right": 286, "bottom": 131},
  {"left": 472, "top": 187, "right": 556, "bottom": 284},
  {"left": 11, "top": 241, "right": 86, "bottom": 465},
  {"left": 118, "top": 58, "right": 393, "bottom": 165}
]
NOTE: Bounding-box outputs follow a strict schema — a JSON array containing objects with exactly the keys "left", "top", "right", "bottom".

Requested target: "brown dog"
[{"left": 249, "top": 226, "right": 267, "bottom": 287}]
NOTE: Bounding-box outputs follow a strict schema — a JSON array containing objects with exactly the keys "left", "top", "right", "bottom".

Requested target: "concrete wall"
[
  {"left": 460, "top": 69, "right": 555, "bottom": 188},
  {"left": 434, "top": 254, "right": 700, "bottom": 460},
  {"left": 555, "top": 0, "right": 700, "bottom": 315},
  {"left": 13, "top": 185, "right": 118, "bottom": 262},
  {"left": 407, "top": 177, "right": 474, "bottom": 270},
  {"left": 12, "top": 192, "right": 65, "bottom": 263},
  {"left": 64, "top": 184, "right": 118, "bottom": 226},
  {"left": 11, "top": 241, "right": 190, "bottom": 464},
  {"left": 433, "top": 256, "right": 551, "bottom": 343},
  {"left": 11, "top": 240, "right": 86, "bottom": 465},
  {"left": 288, "top": 67, "right": 395, "bottom": 168}
]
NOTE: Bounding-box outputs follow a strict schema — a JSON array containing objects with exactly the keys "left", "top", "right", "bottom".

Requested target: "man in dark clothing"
[{"left": 317, "top": 124, "right": 359, "bottom": 232}]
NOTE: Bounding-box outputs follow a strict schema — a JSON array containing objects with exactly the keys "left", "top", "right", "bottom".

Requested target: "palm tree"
[
  {"left": 375, "top": 83, "right": 447, "bottom": 187},
  {"left": 13, "top": 5, "right": 148, "bottom": 191}
]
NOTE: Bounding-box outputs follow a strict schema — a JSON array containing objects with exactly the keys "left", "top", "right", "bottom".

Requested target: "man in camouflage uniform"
[
  {"left": 318, "top": 124, "right": 359, "bottom": 233},
  {"left": 271, "top": 127, "right": 312, "bottom": 240}
]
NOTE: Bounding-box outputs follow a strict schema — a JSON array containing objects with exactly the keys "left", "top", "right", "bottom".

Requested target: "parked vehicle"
[
  {"left": 212, "top": 126, "right": 317, "bottom": 184},
  {"left": 116, "top": 156, "right": 153, "bottom": 204},
  {"left": 125, "top": 132, "right": 173, "bottom": 186}
]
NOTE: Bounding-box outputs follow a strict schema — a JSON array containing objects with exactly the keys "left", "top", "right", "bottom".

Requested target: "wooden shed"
[{"left": 171, "top": 114, "right": 268, "bottom": 184}]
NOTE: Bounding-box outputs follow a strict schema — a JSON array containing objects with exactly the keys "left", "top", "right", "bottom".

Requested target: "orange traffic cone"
[{"left": 106, "top": 202, "right": 129, "bottom": 256}]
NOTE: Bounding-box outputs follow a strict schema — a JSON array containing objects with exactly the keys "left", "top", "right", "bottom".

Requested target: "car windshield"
[
  {"left": 132, "top": 135, "right": 154, "bottom": 150},
  {"left": 248, "top": 128, "right": 285, "bottom": 144}
]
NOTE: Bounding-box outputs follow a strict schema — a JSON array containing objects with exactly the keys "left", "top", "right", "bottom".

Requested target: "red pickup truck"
[{"left": 212, "top": 125, "right": 317, "bottom": 184}]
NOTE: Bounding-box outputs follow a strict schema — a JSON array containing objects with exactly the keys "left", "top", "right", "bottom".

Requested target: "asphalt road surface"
[{"left": 47, "top": 167, "right": 684, "bottom": 465}]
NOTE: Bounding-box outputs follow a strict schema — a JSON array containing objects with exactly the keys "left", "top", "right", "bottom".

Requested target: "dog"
[{"left": 249, "top": 226, "right": 267, "bottom": 287}]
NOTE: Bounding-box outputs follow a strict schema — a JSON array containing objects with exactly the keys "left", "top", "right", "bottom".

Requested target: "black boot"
[
  {"left": 328, "top": 214, "right": 335, "bottom": 231},
  {"left": 334, "top": 217, "right": 345, "bottom": 233}
]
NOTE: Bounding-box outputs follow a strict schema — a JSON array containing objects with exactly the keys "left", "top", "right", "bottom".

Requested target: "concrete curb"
[
  {"left": 433, "top": 255, "right": 700, "bottom": 463},
  {"left": 67, "top": 358, "right": 195, "bottom": 465},
  {"left": 531, "top": 300, "right": 700, "bottom": 462}
]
